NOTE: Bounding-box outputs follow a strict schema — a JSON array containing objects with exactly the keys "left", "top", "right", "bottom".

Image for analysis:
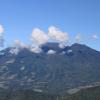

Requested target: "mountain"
[{"left": 0, "top": 43, "right": 100, "bottom": 95}]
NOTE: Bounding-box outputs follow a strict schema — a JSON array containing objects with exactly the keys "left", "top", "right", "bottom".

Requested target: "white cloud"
[
  {"left": 47, "top": 49, "right": 56, "bottom": 54},
  {"left": 31, "top": 28, "right": 49, "bottom": 46},
  {"left": 75, "top": 34, "right": 81, "bottom": 43},
  {"left": 92, "top": 34, "right": 99, "bottom": 40},
  {"left": 30, "top": 28, "right": 49, "bottom": 53},
  {"left": 14, "top": 40, "right": 29, "bottom": 48},
  {"left": 58, "top": 43, "right": 66, "bottom": 48},
  {"left": 0, "top": 25, "right": 4, "bottom": 47},
  {"left": 0, "top": 25, "right": 4, "bottom": 34},
  {"left": 67, "top": 49, "right": 73, "bottom": 53},
  {"left": 48, "top": 26, "right": 69, "bottom": 43},
  {"left": 30, "top": 46, "right": 42, "bottom": 53}
]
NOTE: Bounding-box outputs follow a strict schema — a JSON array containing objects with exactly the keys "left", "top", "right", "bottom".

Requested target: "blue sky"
[{"left": 0, "top": 0, "right": 100, "bottom": 51}]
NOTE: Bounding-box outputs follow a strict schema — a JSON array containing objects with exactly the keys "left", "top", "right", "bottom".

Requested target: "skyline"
[{"left": 0, "top": 0, "right": 100, "bottom": 51}]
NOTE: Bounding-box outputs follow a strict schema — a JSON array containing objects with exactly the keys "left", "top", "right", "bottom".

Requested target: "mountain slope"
[
  {"left": 0, "top": 85, "right": 100, "bottom": 100},
  {"left": 0, "top": 43, "right": 100, "bottom": 95},
  {"left": 62, "top": 85, "right": 100, "bottom": 100},
  {"left": 0, "top": 88, "right": 56, "bottom": 100}
]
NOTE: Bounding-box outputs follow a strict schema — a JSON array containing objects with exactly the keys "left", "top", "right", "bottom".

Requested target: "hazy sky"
[{"left": 0, "top": 0, "right": 100, "bottom": 51}]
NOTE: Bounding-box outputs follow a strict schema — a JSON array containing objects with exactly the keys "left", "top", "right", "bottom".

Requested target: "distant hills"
[{"left": 0, "top": 43, "right": 100, "bottom": 96}]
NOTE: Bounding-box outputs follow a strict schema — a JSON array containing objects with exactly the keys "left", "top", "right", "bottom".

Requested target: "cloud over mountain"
[
  {"left": 31, "top": 28, "right": 49, "bottom": 46},
  {"left": 0, "top": 25, "right": 4, "bottom": 47}
]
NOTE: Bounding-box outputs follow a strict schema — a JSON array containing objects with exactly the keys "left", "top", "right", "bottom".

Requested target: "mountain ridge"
[{"left": 0, "top": 43, "right": 100, "bottom": 95}]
